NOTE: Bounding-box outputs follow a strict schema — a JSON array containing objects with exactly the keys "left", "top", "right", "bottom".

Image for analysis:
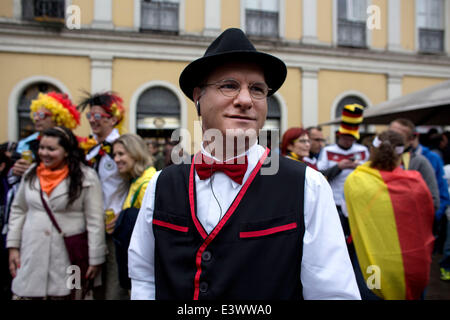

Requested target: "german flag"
[{"left": 344, "top": 162, "right": 435, "bottom": 300}]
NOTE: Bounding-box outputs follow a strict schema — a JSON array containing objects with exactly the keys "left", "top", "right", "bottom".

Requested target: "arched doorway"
[{"left": 135, "top": 85, "right": 181, "bottom": 141}]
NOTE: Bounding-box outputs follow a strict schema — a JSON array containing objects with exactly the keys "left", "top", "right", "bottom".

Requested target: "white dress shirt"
[
  {"left": 317, "top": 143, "right": 369, "bottom": 208},
  {"left": 128, "top": 143, "right": 361, "bottom": 300}
]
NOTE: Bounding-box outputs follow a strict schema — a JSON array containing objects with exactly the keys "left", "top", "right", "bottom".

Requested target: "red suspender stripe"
[
  {"left": 190, "top": 147, "right": 270, "bottom": 300},
  {"left": 153, "top": 219, "right": 189, "bottom": 233},
  {"left": 240, "top": 222, "right": 297, "bottom": 238},
  {"left": 189, "top": 153, "right": 208, "bottom": 240}
]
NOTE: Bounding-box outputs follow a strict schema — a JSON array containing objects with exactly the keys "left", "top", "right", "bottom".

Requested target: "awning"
[{"left": 320, "top": 80, "right": 450, "bottom": 126}]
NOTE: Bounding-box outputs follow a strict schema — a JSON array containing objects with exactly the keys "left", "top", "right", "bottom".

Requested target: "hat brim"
[{"left": 179, "top": 50, "right": 287, "bottom": 101}]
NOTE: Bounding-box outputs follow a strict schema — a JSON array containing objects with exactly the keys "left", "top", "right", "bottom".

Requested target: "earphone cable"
[{"left": 209, "top": 166, "right": 223, "bottom": 220}]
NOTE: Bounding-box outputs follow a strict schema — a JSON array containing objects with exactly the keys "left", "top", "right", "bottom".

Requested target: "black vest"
[{"left": 153, "top": 154, "right": 306, "bottom": 300}]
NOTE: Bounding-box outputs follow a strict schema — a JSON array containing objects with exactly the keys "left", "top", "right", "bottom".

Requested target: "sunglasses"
[
  {"left": 86, "top": 112, "right": 112, "bottom": 121},
  {"left": 33, "top": 111, "right": 53, "bottom": 120}
]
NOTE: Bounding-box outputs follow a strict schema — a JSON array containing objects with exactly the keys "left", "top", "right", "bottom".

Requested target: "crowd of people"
[{"left": 0, "top": 27, "right": 449, "bottom": 300}]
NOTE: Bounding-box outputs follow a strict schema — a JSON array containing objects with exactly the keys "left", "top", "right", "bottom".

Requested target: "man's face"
[
  {"left": 389, "top": 121, "right": 412, "bottom": 147},
  {"left": 33, "top": 107, "right": 56, "bottom": 133},
  {"left": 87, "top": 105, "right": 116, "bottom": 140},
  {"left": 337, "top": 134, "right": 356, "bottom": 149},
  {"left": 193, "top": 62, "right": 268, "bottom": 140},
  {"left": 309, "top": 128, "right": 325, "bottom": 154}
]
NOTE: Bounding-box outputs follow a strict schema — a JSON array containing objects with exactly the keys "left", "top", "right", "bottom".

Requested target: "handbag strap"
[{"left": 40, "top": 188, "right": 63, "bottom": 235}]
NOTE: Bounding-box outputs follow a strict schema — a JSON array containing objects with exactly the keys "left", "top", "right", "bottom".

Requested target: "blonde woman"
[{"left": 111, "top": 134, "right": 156, "bottom": 290}]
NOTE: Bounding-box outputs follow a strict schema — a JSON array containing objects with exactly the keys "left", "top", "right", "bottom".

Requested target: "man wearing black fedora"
[{"left": 128, "top": 28, "right": 360, "bottom": 300}]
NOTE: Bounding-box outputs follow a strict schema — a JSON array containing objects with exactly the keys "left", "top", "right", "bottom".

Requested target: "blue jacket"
[{"left": 417, "top": 144, "right": 450, "bottom": 221}]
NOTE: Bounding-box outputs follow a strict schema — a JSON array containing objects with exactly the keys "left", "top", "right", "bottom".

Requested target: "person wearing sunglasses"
[
  {"left": 77, "top": 91, "right": 129, "bottom": 300},
  {"left": 2, "top": 93, "right": 80, "bottom": 300},
  {"left": 11, "top": 92, "right": 80, "bottom": 178}
]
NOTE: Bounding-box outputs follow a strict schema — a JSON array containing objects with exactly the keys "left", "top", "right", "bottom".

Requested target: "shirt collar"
[
  {"left": 93, "top": 128, "right": 120, "bottom": 144},
  {"left": 87, "top": 129, "right": 120, "bottom": 161}
]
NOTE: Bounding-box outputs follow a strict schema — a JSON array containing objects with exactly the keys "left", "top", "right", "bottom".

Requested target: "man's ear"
[
  {"left": 192, "top": 87, "right": 203, "bottom": 117},
  {"left": 110, "top": 115, "right": 118, "bottom": 127},
  {"left": 192, "top": 87, "right": 202, "bottom": 102}
]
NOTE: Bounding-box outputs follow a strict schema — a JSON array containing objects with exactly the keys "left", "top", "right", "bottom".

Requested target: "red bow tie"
[{"left": 195, "top": 154, "right": 248, "bottom": 185}]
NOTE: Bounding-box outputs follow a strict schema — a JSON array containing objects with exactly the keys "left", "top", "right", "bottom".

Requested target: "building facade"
[{"left": 1, "top": 0, "right": 450, "bottom": 150}]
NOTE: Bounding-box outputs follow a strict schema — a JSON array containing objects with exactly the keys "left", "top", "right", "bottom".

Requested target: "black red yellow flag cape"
[{"left": 345, "top": 162, "right": 435, "bottom": 300}]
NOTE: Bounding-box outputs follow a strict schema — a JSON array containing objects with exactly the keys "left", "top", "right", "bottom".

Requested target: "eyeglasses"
[
  {"left": 33, "top": 111, "right": 53, "bottom": 120},
  {"left": 294, "top": 139, "right": 311, "bottom": 144},
  {"left": 203, "top": 79, "right": 271, "bottom": 100},
  {"left": 86, "top": 112, "right": 112, "bottom": 121}
]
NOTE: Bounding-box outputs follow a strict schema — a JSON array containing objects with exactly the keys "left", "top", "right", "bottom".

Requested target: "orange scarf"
[{"left": 37, "top": 163, "right": 69, "bottom": 196}]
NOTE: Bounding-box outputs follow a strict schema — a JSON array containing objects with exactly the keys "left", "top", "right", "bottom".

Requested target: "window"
[
  {"left": 337, "top": 0, "right": 367, "bottom": 48},
  {"left": 245, "top": 0, "right": 279, "bottom": 38},
  {"left": 417, "top": 0, "right": 445, "bottom": 53},
  {"left": 17, "top": 83, "right": 60, "bottom": 139},
  {"left": 22, "top": 0, "right": 65, "bottom": 23},
  {"left": 136, "top": 86, "right": 180, "bottom": 139},
  {"left": 141, "top": 0, "right": 179, "bottom": 33}
]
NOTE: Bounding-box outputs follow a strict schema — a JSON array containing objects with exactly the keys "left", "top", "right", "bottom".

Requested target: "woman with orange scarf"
[{"left": 7, "top": 126, "right": 106, "bottom": 299}]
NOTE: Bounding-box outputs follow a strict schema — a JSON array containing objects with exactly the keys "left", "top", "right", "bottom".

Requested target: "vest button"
[
  {"left": 199, "top": 281, "right": 208, "bottom": 293},
  {"left": 202, "top": 250, "right": 212, "bottom": 262}
]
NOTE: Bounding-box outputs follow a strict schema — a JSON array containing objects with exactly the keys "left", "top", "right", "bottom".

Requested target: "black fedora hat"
[{"left": 179, "top": 28, "right": 287, "bottom": 101}]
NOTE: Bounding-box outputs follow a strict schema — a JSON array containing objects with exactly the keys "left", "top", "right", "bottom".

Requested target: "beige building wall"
[
  {"left": 0, "top": 53, "right": 91, "bottom": 142},
  {"left": 402, "top": 76, "right": 448, "bottom": 95},
  {"left": 222, "top": 0, "right": 240, "bottom": 29},
  {"left": 401, "top": 0, "right": 415, "bottom": 51},
  {"left": 318, "top": 70, "right": 387, "bottom": 139},
  {"left": 72, "top": 0, "right": 94, "bottom": 26},
  {"left": 1, "top": 0, "right": 448, "bottom": 145},
  {"left": 0, "top": 0, "right": 13, "bottom": 18},
  {"left": 279, "top": 67, "right": 302, "bottom": 127},
  {"left": 285, "top": 0, "right": 302, "bottom": 41},
  {"left": 317, "top": 0, "right": 333, "bottom": 44},
  {"left": 371, "top": 0, "right": 387, "bottom": 49},
  {"left": 185, "top": 0, "right": 204, "bottom": 33},
  {"left": 113, "top": 0, "right": 134, "bottom": 28}
]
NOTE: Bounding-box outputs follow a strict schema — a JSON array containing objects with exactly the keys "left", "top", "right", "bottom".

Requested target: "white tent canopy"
[{"left": 321, "top": 80, "right": 450, "bottom": 126}]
